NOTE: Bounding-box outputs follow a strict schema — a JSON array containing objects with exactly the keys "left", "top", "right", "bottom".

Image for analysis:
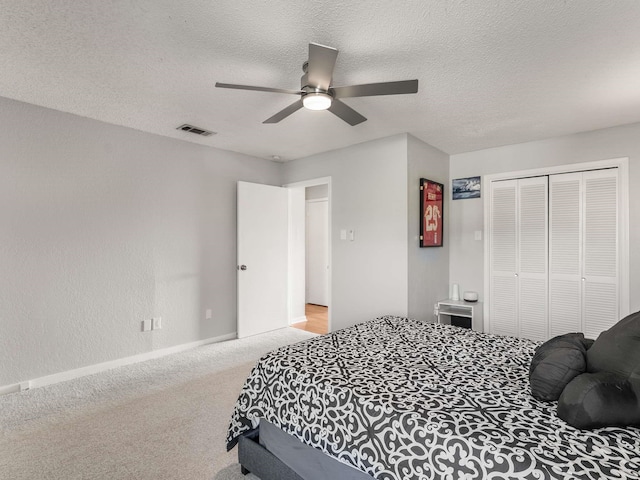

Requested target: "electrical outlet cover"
[{"left": 152, "top": 317, "right": 162, "bottom": 330}]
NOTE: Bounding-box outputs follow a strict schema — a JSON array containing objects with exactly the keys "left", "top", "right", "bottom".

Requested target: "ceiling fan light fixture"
[{"left": 302, "top": 92, "right": 332, "bottom": 111}]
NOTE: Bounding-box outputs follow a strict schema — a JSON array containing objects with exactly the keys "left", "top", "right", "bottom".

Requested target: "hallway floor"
[{"left": 291, "top": 304, "right": 328, "bottom": 335}]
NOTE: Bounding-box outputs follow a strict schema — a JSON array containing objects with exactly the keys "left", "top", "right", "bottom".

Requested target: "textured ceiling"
[{"left": 1, "top": 1, "right": 640, "bottom": 161}]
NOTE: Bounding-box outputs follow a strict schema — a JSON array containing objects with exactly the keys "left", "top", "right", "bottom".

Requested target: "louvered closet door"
[
  {"left": 549, "top": 169, "right": 619, "bottom": 340},
  {"left": 582, "top": 169, "right": 618, "bottom": 339},
  {"left": 490, "top": 180, "right": 518, "bottom": 337},
  {"left": 549, "top": 173, "right": 583, "bottom": 336},
  {"left": 517, "top": 177, "right": 548, "bottom": 341}
]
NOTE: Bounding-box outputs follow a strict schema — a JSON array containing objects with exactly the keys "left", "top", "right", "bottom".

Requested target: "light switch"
[
  {"left": 349, "top": 229, "right": 355, "bottom": 241},
  {"left": 474, "top": 230, "right": 482, "bottom": 241}
]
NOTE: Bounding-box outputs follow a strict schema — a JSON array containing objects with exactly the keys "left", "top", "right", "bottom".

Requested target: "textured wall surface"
[
  {"left": 407, "top": 135, "right": 450, "bottom": 322},
  {"left": 282, "top": 135, "right": 409, "bottom": 331},
  {"left": 0, "top": 97, "right": 281, "bottom": 386}
]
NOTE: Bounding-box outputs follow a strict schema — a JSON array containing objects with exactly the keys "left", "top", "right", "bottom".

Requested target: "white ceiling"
[{"left": 1, "top": 1, "right": 640, "bottom": 161}]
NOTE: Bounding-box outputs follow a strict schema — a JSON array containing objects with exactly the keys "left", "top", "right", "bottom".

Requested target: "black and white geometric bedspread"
[{"left": 227, "top": 316, "right": 640, "bottom": 479}]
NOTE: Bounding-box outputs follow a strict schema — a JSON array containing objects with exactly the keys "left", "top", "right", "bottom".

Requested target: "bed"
[{"left": 226, "top": 316, "right": 640, "bottom": 479}]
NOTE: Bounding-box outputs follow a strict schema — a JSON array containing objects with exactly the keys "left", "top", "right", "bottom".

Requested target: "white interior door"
[
  {"left": 306, "top": 200, "right": 328, "bottom": 306},
  {"left": 237, "top": 181, "right": 289, "bottom": 338}
]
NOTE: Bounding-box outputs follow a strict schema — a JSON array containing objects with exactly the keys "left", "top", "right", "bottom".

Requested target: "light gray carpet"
[{"left": 0, "top": 327, "right": 316, "bottom": 480}]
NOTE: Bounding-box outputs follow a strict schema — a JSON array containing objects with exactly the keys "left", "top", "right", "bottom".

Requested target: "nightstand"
[{"left": 435, "top": 299, "right": 483, "bottom": 332}]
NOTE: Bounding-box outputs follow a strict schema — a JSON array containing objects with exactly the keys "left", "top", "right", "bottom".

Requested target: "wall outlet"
[
  {"left": 141, "top": 319, "right": 152, "bottom": 332},
  {"left": 152, "top": 317, "right": 162, "bottom": 330},
  {"left": 20, "top": 381, "right": 31, "bottom": 392},
  {"left": 205, "top": 309, "right": 212, "bottom": 320}
]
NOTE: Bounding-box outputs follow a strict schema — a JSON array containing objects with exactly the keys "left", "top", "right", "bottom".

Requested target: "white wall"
[
  {"left": 449, "top": 122, "right": 640, "bottom": 314},
  {"left": 282, "top": 135, "right": 409, "bottom": 331},
  {"left": 407, "top": 135, "right": 450, "bottom": 321},
  {"left": 0, "top": 96, "right": 281, "bottom": 387}
]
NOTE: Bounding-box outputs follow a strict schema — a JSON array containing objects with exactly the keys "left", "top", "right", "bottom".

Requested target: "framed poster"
[{"left": 420, "top": 178, "right": 443, "bottom": 247}]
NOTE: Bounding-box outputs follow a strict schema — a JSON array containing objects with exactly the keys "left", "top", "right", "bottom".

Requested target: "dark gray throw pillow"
[
  {"left": 587, "top": 310, "right": 640, "bottom": 396},
  {"left": 529, "top": 333, "right": 588, "bottom": 402},
  {"left": 557, "top": 372, "right": 640, "bottom": 429}
]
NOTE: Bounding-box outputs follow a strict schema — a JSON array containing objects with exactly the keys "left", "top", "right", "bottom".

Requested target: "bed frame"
[{"left": 238, "top": 428, "right": 303, "bottom": 480}]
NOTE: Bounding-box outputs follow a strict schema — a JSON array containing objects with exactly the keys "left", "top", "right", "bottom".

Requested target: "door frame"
[
  {"left": 483, "top": 157, "right": 629, "bottom": 333},
  {"left": 284, "top": 176, "right": 332, "bottom": 332}
]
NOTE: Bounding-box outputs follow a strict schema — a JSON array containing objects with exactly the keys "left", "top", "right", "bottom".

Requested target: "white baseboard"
[
  {"left": 0, "top": 383, "right": 20, "bottom": 396},
  {"left": 289, "top": 316, "right": 307, "bottom": 325},
  {"left": 0, "top": 332, "right": 237, "bottom": 395}
]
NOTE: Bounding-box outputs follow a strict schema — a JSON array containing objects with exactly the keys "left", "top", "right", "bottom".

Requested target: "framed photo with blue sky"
[{"left": 452, "top": 176, "right": 481, "bottom": 200}]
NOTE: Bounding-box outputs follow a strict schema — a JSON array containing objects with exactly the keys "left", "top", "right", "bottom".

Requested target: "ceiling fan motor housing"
[
  {"left": 300, "top": 66, "right": 333, "bottom": 110},
  {"left": 300, "top": 62, "right": 331, "bottom": 95},
  {"left": 300, "top": 62, "right": 310, "bottom": 89}
]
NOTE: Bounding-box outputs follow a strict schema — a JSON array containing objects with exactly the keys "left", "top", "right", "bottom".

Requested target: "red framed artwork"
[{"left": 420, "top": 178, "right": 443, "bottom": 247}]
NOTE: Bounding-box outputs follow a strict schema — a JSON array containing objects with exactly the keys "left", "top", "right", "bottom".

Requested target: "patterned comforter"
[{"left": 227, "top": 316, "right": 640, "bottom": 479}]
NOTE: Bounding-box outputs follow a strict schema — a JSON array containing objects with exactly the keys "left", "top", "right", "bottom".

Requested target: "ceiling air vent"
[{"left": 177, "top": 124, "right": 216, "bottom": 136}]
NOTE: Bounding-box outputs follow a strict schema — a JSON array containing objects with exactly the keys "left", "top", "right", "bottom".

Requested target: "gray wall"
[
  {"left": 407, "top": 135, "right": 450, "bottom": 321},
  {"left": 6, "top": 91, "right": 637, "bottom": 389},
  {"left": 449, "top": 122, "right": 640, "bottom": 314},
  {"left": 0, "top": 96, "right": 281, "bottom": 386},
  {"left": 282, "top": 135, "right": 409, "bottom": 331}
]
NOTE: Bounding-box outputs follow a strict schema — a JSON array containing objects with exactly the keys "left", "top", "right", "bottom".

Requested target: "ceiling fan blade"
[
  {"left": 263, "top": 99, "right": 304, "bottom": 124},
  {"left": 215, "top": 82, "right": 302, "bottom": 95},
  {"left": 332, "top": 79, "right": 418, "bottom": 98},
  {"left": 307, "top": 43, "right": 338, "bottom": 90},
  {"left": 328, "top": 99, "right": 367, "bottom": 126}
]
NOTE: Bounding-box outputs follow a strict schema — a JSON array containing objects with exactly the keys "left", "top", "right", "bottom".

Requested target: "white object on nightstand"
[
  {"left": 451, "top": 283, "right": 460, "bottom": 300},
  {"left": 463, "top": 291, "right": 478, "bottom": 302}
]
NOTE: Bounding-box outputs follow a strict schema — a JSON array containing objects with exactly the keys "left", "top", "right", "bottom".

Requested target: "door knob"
[{"left": 238, "top": 265, "right": 247, "bottom": 271}]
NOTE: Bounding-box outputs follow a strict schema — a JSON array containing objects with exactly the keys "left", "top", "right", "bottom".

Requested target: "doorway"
[
  {"left": 305, "top": 192, "right": 329, "bottom": 307},
  {"left": 286, "top": 177, "right": 331, "bottom": 334}
]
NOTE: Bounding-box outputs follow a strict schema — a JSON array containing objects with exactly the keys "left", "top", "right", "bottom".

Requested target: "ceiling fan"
[{"left": 215, "top": 43, "right": 419, "bottom": 126}]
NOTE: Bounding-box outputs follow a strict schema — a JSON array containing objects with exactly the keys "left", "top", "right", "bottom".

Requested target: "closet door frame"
[{"left": 483, "top": 157, "right": 629, "bottom": 335}]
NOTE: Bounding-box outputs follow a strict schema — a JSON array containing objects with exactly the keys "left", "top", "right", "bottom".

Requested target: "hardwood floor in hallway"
[{"left": 291, "top": 304, "right": 328, "bottom": 335}]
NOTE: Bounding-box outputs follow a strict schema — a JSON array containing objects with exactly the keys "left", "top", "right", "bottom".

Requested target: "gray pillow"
[
  {"left": 558, "top": 372, "right": 640, "bottom": 429},
  {"left": 556, "top": 312, "right": 640, "bottom": 429},
  {"left": 587, "top": 310, "right": 640, "bottom": 397},
  {"left": 529, "top": 333, "right": 588, "bottom": 402}
]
